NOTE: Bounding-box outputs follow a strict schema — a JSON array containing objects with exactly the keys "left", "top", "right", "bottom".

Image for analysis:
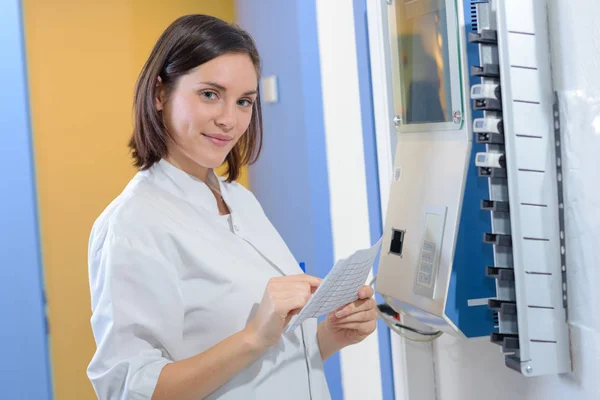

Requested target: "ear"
[{"left": 155, "top": 76, "right": 165, "bottom": 111}]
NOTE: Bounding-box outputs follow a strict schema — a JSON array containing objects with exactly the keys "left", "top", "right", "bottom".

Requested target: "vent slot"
[{"left": 470, "top": 1, "right": 478, "bottom": 32}]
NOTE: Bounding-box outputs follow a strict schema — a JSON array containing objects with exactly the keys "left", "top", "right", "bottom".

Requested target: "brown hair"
[{"left": 129, "top": 14, "right": 263, "bottom": 182}]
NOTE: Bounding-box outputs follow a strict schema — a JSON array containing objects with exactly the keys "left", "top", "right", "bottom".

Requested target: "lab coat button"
[{"left": 234, "top": 225, "right": 240, "bottom": 231}]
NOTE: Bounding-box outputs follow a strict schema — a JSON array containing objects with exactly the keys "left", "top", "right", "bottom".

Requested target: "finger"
[
  {"left": 270, "top": 282, "right": 312, "bottom": 294},
  {"left": 328, "top": 321, "right": 376, "bottom": 334},
  {"left": 274, "top": 289, "right": 311, "bottom": 302},
  {"left": 330, "top": 308, "right": 377, "bottom": 324},
  {"left": 281, "top": 274, "right": 323, "bottom": 288},
  {"left": 333, "top": 301, "right": 364, "bottom": 319},
  {"left": 278, "top": 296, "right": 309, "bottom": 315},
  {"left": 334, "top": 298, "right": 376, "bottom": 318},
  {"left": 332, "top": 309, "right": 377, "bottom": 324},
  {"left": 285, "top": 308, "right": 302, "bottom": 325},
  {"left": 286, "top": 307, "right": 301, "bottom": 319},
  {"left": 270, "top": 285, "right": 312, "bottom": 303},
  {"left": 357, "top": 285, "right": 374, "bottom": 299}
]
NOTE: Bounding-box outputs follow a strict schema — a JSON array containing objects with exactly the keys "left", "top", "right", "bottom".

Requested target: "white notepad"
[{"left": 285, "top": 237, "right": 383, "bottom": 333}]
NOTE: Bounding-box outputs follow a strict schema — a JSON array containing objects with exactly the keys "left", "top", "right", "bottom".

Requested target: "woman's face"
[{"left": 158, "top": 53, "right": 258, "bottom": 172}]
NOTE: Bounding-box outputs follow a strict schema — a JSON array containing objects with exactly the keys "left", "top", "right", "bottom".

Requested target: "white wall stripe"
[
  {"left": 365, "top": 0, "right": 395, "bottom": 218},
  {"left": 315, "top": 1, "right": 383, "bottom": 399}
]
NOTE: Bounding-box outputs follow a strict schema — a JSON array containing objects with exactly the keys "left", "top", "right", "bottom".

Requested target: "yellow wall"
[{"left": 23, "top": 1, "right": 237, "bottom": 398}]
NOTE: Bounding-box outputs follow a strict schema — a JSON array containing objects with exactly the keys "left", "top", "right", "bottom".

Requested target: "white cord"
[{"left": 370, "top": 276, "right": 443, "bottom": 342}]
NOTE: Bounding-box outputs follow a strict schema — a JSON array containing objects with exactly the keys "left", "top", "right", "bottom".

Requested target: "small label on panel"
[
  {"left": 413, "top": 207, "right": 447, "bottom": 300},
  {"left": 417, "top": 240, "right": 436, "bottom": 288}
]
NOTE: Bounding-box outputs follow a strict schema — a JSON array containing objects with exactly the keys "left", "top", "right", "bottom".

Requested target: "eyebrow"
[{"left": 200, "top": 81, "right": 258, "bottom": 96}]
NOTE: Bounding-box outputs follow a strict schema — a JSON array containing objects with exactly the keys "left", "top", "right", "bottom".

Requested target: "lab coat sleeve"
[{"left": 87, "top": 228, "right": 184, "bottom": 400}]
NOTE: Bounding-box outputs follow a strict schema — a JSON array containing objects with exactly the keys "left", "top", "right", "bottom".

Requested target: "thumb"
[{"left": 285, "top": 308, "right": 301, "bottom": 325}]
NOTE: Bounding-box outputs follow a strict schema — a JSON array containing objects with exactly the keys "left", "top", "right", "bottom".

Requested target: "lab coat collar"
[
  {"left": 148, "top": 159, "right": 226, "bottom": 215},
  {"left": 146, "top": 159, "right": 302, "bottom": 278}
]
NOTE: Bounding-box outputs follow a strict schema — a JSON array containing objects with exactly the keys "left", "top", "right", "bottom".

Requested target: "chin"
[{"left": 193, "top": 155, "right": 228, "bottom": 170}]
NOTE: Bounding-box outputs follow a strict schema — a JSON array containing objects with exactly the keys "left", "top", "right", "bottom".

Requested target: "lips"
[{"left": 202, "top": 133, "right": 233, "bottom": 147}]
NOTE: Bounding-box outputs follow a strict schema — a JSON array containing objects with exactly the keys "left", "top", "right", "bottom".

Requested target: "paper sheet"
[{"left": 285, "top": 237, "right": 383, "bottom": 333}]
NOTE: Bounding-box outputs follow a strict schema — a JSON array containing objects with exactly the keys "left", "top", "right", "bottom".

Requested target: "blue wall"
[
  {"left": 234, "top": 0, "right": 342, "bottom": 397},
  {"left": 0, "top": 1, "right": 52, "bottom": 398}
]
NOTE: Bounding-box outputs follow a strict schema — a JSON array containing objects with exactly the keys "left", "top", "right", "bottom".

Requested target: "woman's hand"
[
  {"left": 317, "top": 285, "right": 377, "bottom": 361},
  {"left": 245, "top": 274, "right": 322, "bottom": 351}
]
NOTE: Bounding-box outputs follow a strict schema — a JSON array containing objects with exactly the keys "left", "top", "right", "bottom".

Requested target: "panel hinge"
[{"left": 553, "top": 92, "right": 568, "bottom": 318}]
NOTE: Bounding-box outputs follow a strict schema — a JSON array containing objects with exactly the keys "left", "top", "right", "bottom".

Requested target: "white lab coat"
[{"left": 87, "top": 159, "right": 331, "bottom": 400}]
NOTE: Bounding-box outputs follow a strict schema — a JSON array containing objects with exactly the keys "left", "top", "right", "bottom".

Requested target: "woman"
[{"left": 87, "top": 14, "right": 378, "bottom": 400}]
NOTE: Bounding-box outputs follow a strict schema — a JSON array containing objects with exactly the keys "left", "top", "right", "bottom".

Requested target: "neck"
[{"left": 165, "top": 148, "right": 210, "bottom": 183}]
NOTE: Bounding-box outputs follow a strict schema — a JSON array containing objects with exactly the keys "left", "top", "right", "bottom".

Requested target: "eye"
[
  {"left": 200, "top": 91, "right": 218, "bottom": 100},
  {"left": 237, "top": 98, "right": 254, "bottom": 107}
]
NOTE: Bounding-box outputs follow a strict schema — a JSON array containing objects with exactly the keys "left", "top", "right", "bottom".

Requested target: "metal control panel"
[
  {"left": 374, "top": 0, "right": 571, "bottom": 377},
  {"left": 375, "top": 0, "right": 497, "bottom": 339}
]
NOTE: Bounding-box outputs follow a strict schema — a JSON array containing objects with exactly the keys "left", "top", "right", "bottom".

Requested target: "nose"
[{"left": 215, "top": 102, "right": 236, "bottom": 133}]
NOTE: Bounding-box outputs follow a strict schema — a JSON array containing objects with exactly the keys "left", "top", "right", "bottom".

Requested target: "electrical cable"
[{"left": 369, "top": 276, "right": 443, "bottom": 342}]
